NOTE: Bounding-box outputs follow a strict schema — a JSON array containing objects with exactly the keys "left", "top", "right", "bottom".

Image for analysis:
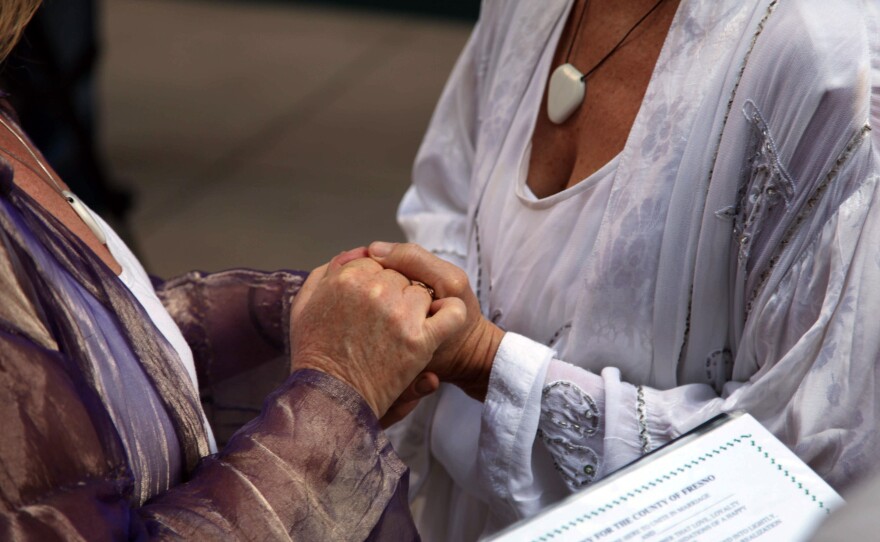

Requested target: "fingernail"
[
  {"left": 370, "top": 241, "right": 392, "bottom": 257},
  {"left": 415, "top": 375, "right": 435, "bottom": 395}
]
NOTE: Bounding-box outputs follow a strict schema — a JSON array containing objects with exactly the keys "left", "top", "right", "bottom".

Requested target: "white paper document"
[{"left": 489, "top": 413, "right": 844, "bottom": 542}]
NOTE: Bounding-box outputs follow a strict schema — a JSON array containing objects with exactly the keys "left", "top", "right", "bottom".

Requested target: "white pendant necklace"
[
  {"left": 0, "top": 114, "right": 106, "bottom": 244},
  {"left": 547, "top": 0, "right": 669, "bottom": 125},
  {"left": 548, "top": 63, "right": 586, "bottom": 125}
]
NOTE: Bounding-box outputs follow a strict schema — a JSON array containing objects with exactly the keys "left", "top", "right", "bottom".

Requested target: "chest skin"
[{"left": 527, "top": 0, "right": 681, "bottom": 199}]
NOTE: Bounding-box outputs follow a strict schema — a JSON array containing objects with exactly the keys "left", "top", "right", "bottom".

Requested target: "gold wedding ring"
[{"left": 410, "top": 280, "right": 436, "bottom": 300}]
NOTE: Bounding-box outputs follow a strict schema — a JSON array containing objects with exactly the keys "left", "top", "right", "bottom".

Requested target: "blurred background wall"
[
  {"left": 255, "top": 0, "right": 479, "bottom": 20},
  {"left": 4, "top": 0, "right": 474, "bottom": 277}
]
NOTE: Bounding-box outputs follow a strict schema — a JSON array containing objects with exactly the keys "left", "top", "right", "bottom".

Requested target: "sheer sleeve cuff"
[
  {"left": 601, "top": 370, "right": 711, "bottom": 475},
  {"left": 601, "top": 367, "right": 647, "bottom": 474},
  {"left": 287, "top": 369, "right": 408, "bottom": 477}
]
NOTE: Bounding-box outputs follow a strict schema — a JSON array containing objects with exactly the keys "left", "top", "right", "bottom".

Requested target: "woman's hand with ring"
[
  {"left": 409, "top": 280, "right": 436, "bottom": 300},
  {"left": 289, "top": 248, "right": 467, "bottom": 417},
  {"left": 368, "top": 241, "right": 504, "bottom": 401}
]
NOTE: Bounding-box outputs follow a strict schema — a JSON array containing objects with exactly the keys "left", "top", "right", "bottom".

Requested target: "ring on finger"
[{"left": 410, "top": 279, "right": 436, "bottom": 300}]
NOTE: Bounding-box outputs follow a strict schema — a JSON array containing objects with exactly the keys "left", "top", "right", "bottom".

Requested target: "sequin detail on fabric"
[{"left": 538, "top": 381, "right": 600, "bottom": 489}]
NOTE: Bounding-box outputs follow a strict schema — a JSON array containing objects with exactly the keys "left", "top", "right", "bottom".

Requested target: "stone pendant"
[{"left": 547, "top": 63, "right": 586, "bottom": 124}]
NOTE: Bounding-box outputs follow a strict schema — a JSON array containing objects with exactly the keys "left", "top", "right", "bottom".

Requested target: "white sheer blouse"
[{"left": 392, "top": 0, "right": 880, "bottom": 540}]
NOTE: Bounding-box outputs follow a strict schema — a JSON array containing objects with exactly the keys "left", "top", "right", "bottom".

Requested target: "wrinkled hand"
[
  {"left": 290, "top": 248, "right": 466, "bottom": 417},
  {"left": 368, "top": 242, "right": 504, "bottom": 401}
]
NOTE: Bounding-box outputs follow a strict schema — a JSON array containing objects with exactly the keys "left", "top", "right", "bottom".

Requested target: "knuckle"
[
  {"left": 401, "top": 331, "right": 424, "bottom": 353},
  {"left": 445, "top": 272, "right": 469, "bottom": 295},
  {"left": 368, "top": 283, "right": 386, "bottom": 300},
  {"left": 451, "top": 300, "right": 468, "bottom": 324},
  {"left": 336, "top": 269, "right": 359, "bottom": 287},
  {"left": 336, "top": 269, "right": 375, "bottom": 298}
]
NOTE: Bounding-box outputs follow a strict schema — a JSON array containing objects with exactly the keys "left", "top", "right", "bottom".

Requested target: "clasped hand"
[{"left": 290, "top": 243, "right": 504, "bottom": 427}]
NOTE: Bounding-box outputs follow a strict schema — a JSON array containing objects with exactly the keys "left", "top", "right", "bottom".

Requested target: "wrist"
[
  {"left": 450, "top": 323, "right": 504, "bottom": 402},
  {"left": 292, "top": 355, "right": 385, "bottom": 417}
]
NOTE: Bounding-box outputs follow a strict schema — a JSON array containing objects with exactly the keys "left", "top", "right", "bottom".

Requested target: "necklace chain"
[
  {"left": 0, "top": 145, "right": 55, "bottom": 185},
  {"left": 565, "top": 0, "right": 669, "bottom": 83},
  {"left": 0, "top": 113, "right": 66, "bottom": 195},
  {"left": 0, "top": 112, "right": 108, "bottom": 244}
]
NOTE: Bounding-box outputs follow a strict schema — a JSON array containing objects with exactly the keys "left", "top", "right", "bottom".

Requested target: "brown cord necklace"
[{"left": 547, "top": 0, "right": 669, "bottom": 124}]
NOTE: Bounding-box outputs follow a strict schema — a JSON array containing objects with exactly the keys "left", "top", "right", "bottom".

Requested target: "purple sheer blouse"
[{"left": 0, "top": 109, "right": 418, "bottom": 540}]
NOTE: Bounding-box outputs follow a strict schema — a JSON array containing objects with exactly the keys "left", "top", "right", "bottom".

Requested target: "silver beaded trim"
[
  {"left": 703, "top": 0, "right": 780, "bottom": 199},
  {"left": 474, "top": 204, "right": 486, "bottom": 304},
  {"left": 537, "top": 430, "right": 599, "bottom": 489},
  {"left": 746, "top": 123, "right": 871, "bottom": 313},
  {"left": 538, "top": 381, "right": 602, "bottom": 489},
  {"left": 540, "top": 381, "right": 600, "bottom": 437},
  {"left": 677, "top": 0, "right": 781, "bottom": 369},
  {"left": 547, "top": 322, "right": 573, "bottom": 347},
  {"left": 637, "top": 385, "right": 652, "bottom": 455},
  {"left": 735, "top": 100, "right": 796, "bottom": 267}
]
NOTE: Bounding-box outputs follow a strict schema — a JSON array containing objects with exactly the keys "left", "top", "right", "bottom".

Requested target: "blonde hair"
[{"left": 0, "top": 0, "right": 41, "bottom": 62}]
